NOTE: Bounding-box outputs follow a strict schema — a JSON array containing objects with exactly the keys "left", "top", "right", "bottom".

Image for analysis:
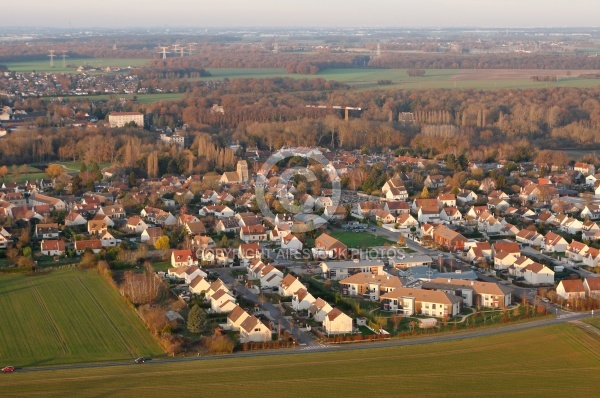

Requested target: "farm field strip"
[
  {"left": 0, "top": 323, "right": 599, "bottom": 397},
  {"left": 0, "top": 270, "right": 163, "bottom": 367},
  {"left": 3, "top": 58, "right": 151, "bottom": 73}
]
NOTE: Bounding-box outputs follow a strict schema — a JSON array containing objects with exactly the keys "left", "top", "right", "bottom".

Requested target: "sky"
[{"left": 7, "top": 1, "right": 600, "bottom": 28}]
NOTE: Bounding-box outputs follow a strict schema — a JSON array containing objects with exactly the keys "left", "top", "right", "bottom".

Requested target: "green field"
[
  {"left": 3, "top": 58, "right": 151, "bottom": 73},
  {"left": 330, "top": 230, "right": 394, "bottom": 248},
  {"left": 1, "top": 323, "right": 599, "bottom": 397},
  {"left": 0, "top": 270, "right": 163, "bottom": 367},
  {"left": 200, "top": 67, "right": 600, "bottom": 90},
  {"left": 2, "top": 161, "right": 111, "bottom": 184}
]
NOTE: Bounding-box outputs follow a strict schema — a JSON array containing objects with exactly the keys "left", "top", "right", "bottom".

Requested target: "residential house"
[
  {"left": 520, "top": 263, "right": 554, "bottom": 285},
  {"left": 99, "top": 231, "right": 118, "bottom": 247},
  {"left": 580, "top": 205, "right": 600, "bottom": 221},
  {"left": 216, "top": 218, "right": 241, "bottom": 234},
  {"left": 492, "top": 241, "right": 521, "bottom": 259},
  {"left": 508, "top": 256, "right": 535, "bottom": 277},
  {"left": 556, "top": 279, "right": 586, "bottom": 300},
  {"left": 313, "top": 233, "right": 347, "bottom": 259},
  {"left": 417, "top": 206, "right": 441, "bottom": 223},
  {"left": 375, "top": 209, "right": 396, "bottom": 224},
  {"left": 64, "top": 211, "right": 87, "bottom": 227},
  {"left": 340, "top": 273, "right": 403, "bottom": 301},
  {"left": 380, "top": 287, "right": 462, "bottom": 317},
  {"left": 199, "top": 205, "right": 235, "bottom": 219},
  {"left": 35, "top": 223, "right": 59, "bottom": 239},
  {"left": 239, "top": 315, "right": 271, "bottom": 343},
  {"left": 205, "top": 279, "right": 229, "bottom": 299},
  {"left": 240, "top": 225, "right": 267, "bottom": 243},
  {"left": 560, "top": 217, "right": 584, "bottom": 234},
  {"left": 190, "top": 275, "right": 210, "bottom": 294},
  {"left": 432, "top": 225, "right": 467, "bottom": 251},
  {"left": 87, "top": 219, "right": 108, "bottom": 235},
  {"left": 29, "top": 193, "right": 66, "bottom": 211},
  {"left": 440, "top": 207, "right": 462, "bottom": 223},
  {"left": 210, "top": 289, "right": 237, "bottom": 313},
  {"left": 126, "top": 216, "right": 148, "bottom": 233},
  {"left": 323, "top": 308, "right": 353, "bottom": 335},
  {"left": 466, "top": 242, "right": 492, "bottom": 264},
  {"left": 583, "top": 277, "right": 600, "bottom": 298},
  {"left": 292, "top": 288, "right": 316, "bottom": 311},
  {"left": 308, "top": 298, "right": 334, "bottom": 322},
  {"left": 191, "top": 235, "right": 215, "bottom": 250},
  {"left": 574, "top": 162, "right": 595, "bottom": 175},
  {"left": 201, "top": 248, "right": 234, "bottom": 267},
  {"left": 40, "top": 239, "right": 65, "bottom": 256},
  {"left": 320, "top": 259, "right": 385, "bottom": 281},
  {"left": 226, "top": 305, "right": 250, "bottom": 331},
  {"left": 456, "top": 189, "right": 478, "bottom": 204},
  {"left": 542, "top": 232, "right": 568, "bottom": 253},
  {"left": 239, "top": 243, "right": 262, "bottom": 265},
  {"left": 323, "top": 205, "right": 347, "bottom": 221},
  {"left": 281, "top": 234, "right": 303, "bottom": 252},
  {"left": 424, "top": 175, "right": 445, "bottom": 189},
  {"left": 479, "top": 178, "right": 497, "bottom": 193},
  {"left": 74, "top": 239, "right": 103, "bottom": 255},
  {"left": 201, "top": 190, "right": 218, "bottom": 204},
  {"left": 170, "top": 249, "right": 197, "bottom": 267},
  {"left": 382, "top": 177, "right": 408, "bottom": 200},
  {"left": 437, "top": 194, "right": 456, "bottom": 208},
  {"left": 425, "top": 278, "right": 514, "bottom": 308},
  {"left": 260, "top": 265, "right": 284, "bottom": 288},
  {"left": 396, "top": 213, "right": 418, "bottom": 229},
  {"left": 515, "top": 229, "right": 544, "bottom": 247},
  {"left": 582, "top": 248, "right": 600, "bottom": 268},
  {"left": 141, "top": 227, "right": 163, "bottom": 245},
  {"left": 279, "top": 274, "right": 305, "bottom": 297},
  {"left": 566, "top": 241, "right": 589, "bottom": 262},
  {"left": 519, "top": 184, "right": 559, "bottom": 204},
  {"left": 384, "top": 201, "right": 410, "bottom": 215},
  {"left": 98, "top": 205, "right": 126, "bottom": 220},
  {"left": 269, "top": 224, "right": 291, "bottom": 243}
]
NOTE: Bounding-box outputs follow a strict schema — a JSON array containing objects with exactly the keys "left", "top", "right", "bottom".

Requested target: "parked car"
[
  {"left": 134, "top": 357, "right": 146, "bottom": 364},
  {"left": 541, "top": 298, "right": 550, "bottom": 303},
  {"left": 2, "top": 366, "right": 15, "bottom": 373}
]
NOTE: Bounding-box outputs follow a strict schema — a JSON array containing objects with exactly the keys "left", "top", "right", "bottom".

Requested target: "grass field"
[
  {"left": 1, "top": 323, "right": 599, "bottom": 397},
  {"left": 3, "top": 161, "right": 111, "bottom": 184},
  {"left": 563, "top": 149, "right": 600, "bottom": 160},
  {"left": 330, "top": 230, "right": 394, "bottom": 248},
  {"left": 3, "top": 58, "right": 151, "bottom": 73},
  {"left": 200, "top": 67, "right": 600, "bottom": 90},
  {"left": 0, "top": 270, "right": 163, "bottom": 367}
]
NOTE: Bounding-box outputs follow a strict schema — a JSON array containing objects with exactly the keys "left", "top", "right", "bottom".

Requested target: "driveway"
[
  {"left": 522, "top": 246, "right": 599, "bottom": 278},
  {"left": 212, "top": 268, "right": 316, "bottom": 346}
]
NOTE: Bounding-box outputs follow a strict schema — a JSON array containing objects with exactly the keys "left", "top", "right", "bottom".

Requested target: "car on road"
[
  {"left": 541, "top": 298, "right": 550, "bottom": 303},
  {"left": 371, "top": 228, "right": 376, "bottom": 231},
  {"left": 573, "top": 266, "right": 580, "bottom": 270},
  {"left": 134, "top": 357, "right": 146, "bottom": 364},
  {"left": 2, "top": 366, "right": 15, "bottom": 373}
]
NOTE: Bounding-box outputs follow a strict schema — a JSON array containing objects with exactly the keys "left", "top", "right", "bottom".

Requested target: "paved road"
[
  {"left": 522, "top": 246, "right": 599, "bottom": 278},
  {"left": 212, "top": 268, "right": 316, "bottom": 346},
  {"left": 17, "top": 310, "right": 594, "bottom": 374}
]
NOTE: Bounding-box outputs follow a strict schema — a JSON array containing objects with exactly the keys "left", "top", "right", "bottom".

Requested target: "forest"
[{"left": 3, "top": 78, "right": 600, "bottom": 175}]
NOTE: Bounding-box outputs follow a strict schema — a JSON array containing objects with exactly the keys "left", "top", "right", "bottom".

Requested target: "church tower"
[{"left": 237, "top": 160, "right": 249, "bottom": 182}]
